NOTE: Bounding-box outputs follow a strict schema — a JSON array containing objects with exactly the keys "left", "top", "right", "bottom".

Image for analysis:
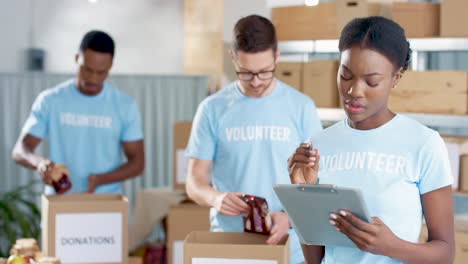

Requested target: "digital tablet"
[{"left": 273, "top": 184, "right": 371, "bottom": 247}]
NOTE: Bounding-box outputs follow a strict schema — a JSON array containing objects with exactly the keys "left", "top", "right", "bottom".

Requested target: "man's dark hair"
[
  {"left": 232, "top": 15, "right": 277, "bottom": 54},
  {"left": 339, "top": 16, "right": 412, "bottom": 72},
  {"left": 79, "top": 30, "right": 115, "bottom": 57}
]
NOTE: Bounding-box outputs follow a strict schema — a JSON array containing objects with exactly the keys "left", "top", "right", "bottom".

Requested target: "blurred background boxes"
[
  {"left": 276, "top": 60, "right": 339, "bottom": 108},
  {"left": 302, "top": 60, "right": 339, "bottom": 108},
  {"left": 336, "top": 0, "right": 391, "bottom": 35},
  {"left": 272, "top": 2, "right": 338, "bottom": 40},
  {"left": 167, "top": 203, "right": 210, "bottom": 264},
  {"left": 273, "top": 1, "right": 442, "bottom": 40},
  {"left": 392, "top": 2, "right": 440, "bottom": 38},
  {"left": 389, "top": 71, "right": 468, "bottom": 115},
  {"left": 441, "top": 0, "right": 468, "bottom": 37},
  {"left": 275, "top": 62, "right": 303, "bottom": 92}
]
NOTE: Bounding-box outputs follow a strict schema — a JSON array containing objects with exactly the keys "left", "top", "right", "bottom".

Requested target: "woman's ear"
[{"left": 392, "top": 67, "right": 404, "bottom": 89}]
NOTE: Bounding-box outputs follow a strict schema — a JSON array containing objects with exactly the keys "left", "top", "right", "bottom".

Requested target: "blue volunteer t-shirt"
[
  {"left": 312, "top": 114, "right": 453, "bottom": 264},
  {"left": 21, "top": 79, "right": 143, "bottom": 194},
  {"left": 186, "top": 80, "right": 323, "bottom": 264}
]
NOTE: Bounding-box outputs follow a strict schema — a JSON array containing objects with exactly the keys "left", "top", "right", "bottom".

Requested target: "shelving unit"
[
  {"left": 279, "top": 37, "right": 468, "bottom": 70},
  {"left": 279, "top": 38, "right": 468, "bottom": 136},
  {"left": 317, "top": 108, "right": 468, "bottom": 137}
]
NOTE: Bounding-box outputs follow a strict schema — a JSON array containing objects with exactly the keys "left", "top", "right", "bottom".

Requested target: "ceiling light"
[{"left": 305, "top": 0, "right": 319, "bottom": 6}]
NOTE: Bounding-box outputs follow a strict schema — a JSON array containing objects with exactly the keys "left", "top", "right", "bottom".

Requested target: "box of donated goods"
[
  {"left": 41, "top": 194, "right": 128, "bottom": 264},
  {"left": 183, "top": 231, "right": 289, "bottom": 264}
]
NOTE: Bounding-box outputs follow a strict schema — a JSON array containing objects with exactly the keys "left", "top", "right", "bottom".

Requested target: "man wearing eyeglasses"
[{"left": 185, "top": 15, "right": 322, "bottom": 264}]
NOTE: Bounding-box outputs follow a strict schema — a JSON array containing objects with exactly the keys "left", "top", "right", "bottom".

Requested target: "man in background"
[
  {"left": 12, "top": 30, "right": 145, "bottom": 194},
  {"left": 185, "top": 15, "right": 323, "bottom": 263}
]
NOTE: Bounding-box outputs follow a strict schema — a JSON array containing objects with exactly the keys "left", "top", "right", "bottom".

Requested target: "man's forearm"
[
  {"left": 186, "top": 175, "right": 219, "bottom": 207},
  {"left": 12, "top": 142, "right": 45, "bottom": 170}
]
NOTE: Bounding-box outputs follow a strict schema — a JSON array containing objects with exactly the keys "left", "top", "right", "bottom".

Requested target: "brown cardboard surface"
[
  {"left": 129, "top": 256, "right": 143, "bottom": 264},
  {"left": 272, "top": 3, "right": 338, "bottom": 40},
  {"left": 173, "top": 122, "right": 192, "bottom": 191},
  {"left": 388, "top": 71, "right": 468, "bottom": 115},
  {"left": 167, "top": 203, "right": 210, "bottom": 264},
  {"left": 184, "top": 231, "right": 289, "bottom": 264},
  {"left": 336, "top": 0, "right": 390, "bottom": 35},
  {"left": 129, "top": 188, "right": 186, "bottom": 251},
  {"left": 441, "top": 0, "right": 468, "bottom": 37},
  {"left": 302, "top": 60, "right": 339, "bottom": 108},
  {"left": 392, "top": 2, "right": 439, "bottom": 38},
  {"left": 460, "top": 155, "right": 468, "bottom": 192},
  {"left": 275, "top": 62, "right": 303, "bottom": 91},
  {"left": 41, "top": 194, "right": 128, "bottom": 264}
]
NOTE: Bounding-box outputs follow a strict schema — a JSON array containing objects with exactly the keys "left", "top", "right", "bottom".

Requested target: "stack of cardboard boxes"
[
  {"left": 273, "top": 0, "right": 468, "bottom": 116},
  {"left": 272, "top": 0, "right": 441, "bottom": 40}
]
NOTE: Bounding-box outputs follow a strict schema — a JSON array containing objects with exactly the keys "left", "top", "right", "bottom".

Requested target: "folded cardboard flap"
[
  {"left": 44, "top": 193, "right": 126, "bottom": 202},
  {"left": 184, "top": 232, "right": 289, "bottom": 264},
  {"left": 185, "top": 231, "right": 287, "bottom": 246}
]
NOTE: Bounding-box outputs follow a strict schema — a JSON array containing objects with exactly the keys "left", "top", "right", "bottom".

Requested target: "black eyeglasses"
[{"left": 236, "top": 69, "right": 276, "bottom": 81}]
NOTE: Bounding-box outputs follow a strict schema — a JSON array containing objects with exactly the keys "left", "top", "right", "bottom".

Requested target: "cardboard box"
[
  {"left": 392, "top": 2, "right": 439, "bottom": 38},
  {"left": 336, "top": 0, "right": 391, "bottom": 35},
  {"left": 275, "top": 62, "right": 303, "bottom": 91},
  {"left": 41, "top": 194, "right": 128, "bottom": 264},
  {"left": 129, "top": 256, "right": 143, "bottom": 264},
  {"left": 388, "top": 71, "right": 468, "bottom": 115},
  {"left": 184, "top": 231, "right": 290, "bottom": 264},
  {"left": 455, "top": 231, "right": 468, "bottom": 264},
  {"left": 302, "top": 60, "right": 339, "bottom": 108},
  {"left": 460, "top": 155, "right": 468, "bottom": 192},
  {"left": 441, "top": 136, "right": 468, "bottom": 190},
  {"left": 167, "top": 203, "right": 210, "bottom": 264},
  {"left": 173, "top": 122, "right": 192, "bottom": 191},
  {"left": 441, "top": 0, "right": 468, "bottom": 37},
  {"left": 272, "top": 3, "right": 338, "bottom": 40}
]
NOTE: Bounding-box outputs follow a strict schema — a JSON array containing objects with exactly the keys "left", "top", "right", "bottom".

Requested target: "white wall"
[
  {"left": 222, "top": 0, "right": 271, "bottom": 85},
  {"left": 0, "top": 0, "right": 31, "bottom": 72},
  {"left": 0, "top": 0, "right": 276, "bottom": 75},
  {"left": 0, "top": 0, "right": 184, "bottom": 74}
]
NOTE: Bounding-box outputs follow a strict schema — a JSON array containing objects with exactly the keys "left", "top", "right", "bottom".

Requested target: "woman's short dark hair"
[
  {"left": 232, "top": 15, "right": 277, "bottom": 54},
  {"left": 338, "top": 16, "right": 412, "bottom": 72},
  {"left": 79, "top": 30, "right": 115, "bottom": 57}
]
